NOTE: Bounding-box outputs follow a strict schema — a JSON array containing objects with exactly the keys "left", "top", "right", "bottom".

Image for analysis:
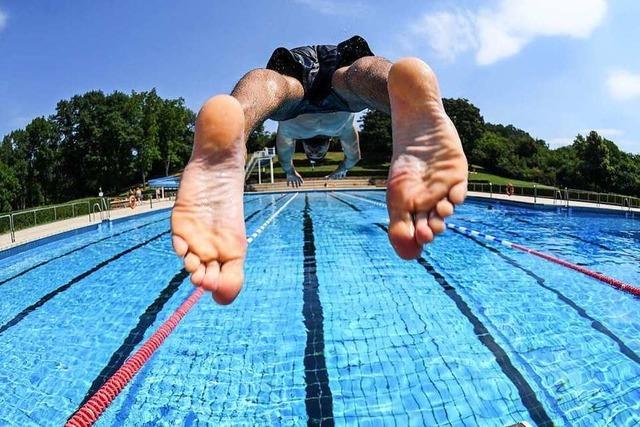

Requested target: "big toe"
[
  {"left": 212, "top": 259, "right": 245, "bottom": 305},
  {"left": 388, "top": 211, "right": 421, "bottom": 260}
]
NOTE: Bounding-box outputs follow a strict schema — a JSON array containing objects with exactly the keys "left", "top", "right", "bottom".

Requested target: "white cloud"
[
  {"left": 292, "top": 0, "right": 368, "bottom": 16},
  {"left": 409, "top": 0, "right": 607, "bottom": 65},
  {"left": 589, "top": 128, "right": 623, "bottom": 138},
  {"left": 607, "top": 70, "right": 640, "bottom": 100},
  {"left": 0, "top": 9, "right": 7, "bottom": 31}
]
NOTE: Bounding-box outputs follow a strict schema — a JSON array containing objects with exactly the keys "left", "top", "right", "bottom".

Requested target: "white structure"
[{"left": 244, "top": 147, "right": 276, "bottom": 184}]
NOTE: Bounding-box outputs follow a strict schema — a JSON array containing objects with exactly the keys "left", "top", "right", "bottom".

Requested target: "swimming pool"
[{"left": 0, "top": 190, "right": 638, "bottom": 426}]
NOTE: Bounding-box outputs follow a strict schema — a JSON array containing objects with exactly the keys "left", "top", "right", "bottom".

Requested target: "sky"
[{"left": 1, "top": 0, "right": 639, "bottom": 153}]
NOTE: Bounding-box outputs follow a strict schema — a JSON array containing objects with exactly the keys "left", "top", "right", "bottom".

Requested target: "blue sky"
[{"left": 1, "top": 0, "right": 639, "bottom": 153}]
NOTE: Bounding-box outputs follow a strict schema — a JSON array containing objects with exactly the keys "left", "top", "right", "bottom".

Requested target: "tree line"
[
  {"left": 0, "top": 89, "right": 195, "bottom": 211},
  {"left": 359, "top": 99, "right": 640, "bottom": 197},
  {"left": 2, "top": 92, "right": 639, "bottom": 213}
]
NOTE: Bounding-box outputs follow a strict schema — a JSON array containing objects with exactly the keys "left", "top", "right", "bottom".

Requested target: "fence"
[
  {"left": 0, "top": 199, "right": 101, "bottom": 243},
  {"left": 468, "top": 182, "right": 640, "bottom": 209}
]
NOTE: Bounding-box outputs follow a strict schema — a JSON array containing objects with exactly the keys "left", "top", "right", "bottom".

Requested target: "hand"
[
  {"left": 286, "top": 170, "right": 304, "bottom": 188},
  {"left": 325, "top": 168, "right": 348, "bottom": 180}
]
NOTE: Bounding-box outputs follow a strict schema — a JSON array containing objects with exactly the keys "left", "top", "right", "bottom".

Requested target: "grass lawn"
[
  {"left": 258, "top": 151, "right": 554, "bottom": 188},
  {"left": 469, "top": 172, "right": 555, "bottom": 189}
]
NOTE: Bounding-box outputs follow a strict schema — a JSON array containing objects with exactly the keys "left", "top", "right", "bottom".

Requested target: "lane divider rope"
[
  {"left": 340, "top": 192, "right": 640, "bottom": 297},
  {"left": 66, "top": 193, "right": 299, "bottom": 427}
]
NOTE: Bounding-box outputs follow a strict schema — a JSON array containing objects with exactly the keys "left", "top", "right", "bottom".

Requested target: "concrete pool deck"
[
  {"left": 1, "top": 187, "right": 637, "bottom": 254},
  {"left": 0, "top": 199, "right": 175, "bottom": 252}
]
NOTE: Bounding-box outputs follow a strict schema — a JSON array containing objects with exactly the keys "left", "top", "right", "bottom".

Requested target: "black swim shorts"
[{"left": 266, "top": 35, "right": 374, "bottom": 120}]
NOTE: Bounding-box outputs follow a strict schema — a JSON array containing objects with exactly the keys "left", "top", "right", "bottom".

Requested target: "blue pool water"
[{"left": 0, "top": 190, "right": 639, "bottom": 426}]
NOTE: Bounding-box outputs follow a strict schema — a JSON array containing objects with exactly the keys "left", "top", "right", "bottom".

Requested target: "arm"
[
  {"left": 275, "top": 128, "right": 304, "bottom": 187},
  {"left": 326, "top": 124, "right": 361, "bottom": 179}
]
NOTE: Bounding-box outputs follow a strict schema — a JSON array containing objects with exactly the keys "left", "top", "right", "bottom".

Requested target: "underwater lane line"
[
  {"left": 332, "top": 194, "right": 551, "bottom": 424},
  {"left": 73, "top": 194, "right": 290, "bottom": 412},
  {"left": 0, "top": 215, "right": 170, "bottom": 287},
  {"left": 449, "top": 228, "right": 640, "bottom": 367},
  {"left": 328, "top": 193, "right": 362, "bottom": 212},
  {"left": 331, "top": 193, "right": 478, "bottom": 424},
  {"left": 66, "top": 193, "right": 300, "bottom": 427},
  {"left": 244, "top": 193, "right": 288, "bottom": 223},
  {"left": 302, "top": 195, "right": 334, "bottom": 426},
  {"left": 77, "top": 269, "right": 190, "bottom": 408},
  {"left": 0, "top": 230, "right": 170, "bottom": 336},
  {"left": 373, "top": 222, "right": 553, "bottom": 427}
]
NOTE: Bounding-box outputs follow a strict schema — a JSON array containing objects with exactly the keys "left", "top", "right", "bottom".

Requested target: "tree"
[
  {"left": 158, "top": 98, "right": 195, "bottom": 176},
  {"left": 573, "top": 131, "right": 614, "bottom": 191},
  {"left": 443, "top": 98, "right": 485, "bottom": 157},
  {"left": 358, "top": 109, "right": 392, "bottom": 158},
  {"left": 247, "top": 122, "right": 274, "bottom": 153},
  {"left": 0, "top": 160, "right": 19, "bottom": 211}
]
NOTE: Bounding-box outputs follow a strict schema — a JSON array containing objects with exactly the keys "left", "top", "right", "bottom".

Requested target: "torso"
[{"left": 277, "top": 112, "right": 355, "bottom": 139}]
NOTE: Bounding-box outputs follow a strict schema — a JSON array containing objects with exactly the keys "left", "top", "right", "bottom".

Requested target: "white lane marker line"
[{"left": 247, "top": 193, "right": 298, "bottom": 244}]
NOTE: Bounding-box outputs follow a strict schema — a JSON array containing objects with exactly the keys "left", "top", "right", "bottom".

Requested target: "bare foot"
[
  {"left": 171, "top": 95, "right": 247, "bottom": 304},
  {"left": 386, "top": 58, "right": 468, "bottom": 259}
]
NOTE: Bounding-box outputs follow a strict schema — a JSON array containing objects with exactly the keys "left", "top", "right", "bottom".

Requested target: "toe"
[
  {"left": 428, "top": 211, "right": 446, "bottom": 234},
  {"left": 449, "top": 181, "right": 467, "bottom": 205},
  {"left": 172, "top": 235, "right": 188, "bottom": 257},
  {"left": 414, "top": 211, "right": 434, "bottom": 246},
  {"left": 201, "top": 261, "right": 221, "bottom": 292},
  {"left": 388, "top": 210, "right": 421, "bottom": 259},
  {"left": 184, "top": 252, "right": 201, "bottom": 273},
  {"left": 191, "top": 264, "right": 206, "bottom": 286},
  {"left": 212, "top": 259, "right": 245, "bottom": 305},
  {"left": 435, "top": 199, "right": 454, "bottom": 218}
]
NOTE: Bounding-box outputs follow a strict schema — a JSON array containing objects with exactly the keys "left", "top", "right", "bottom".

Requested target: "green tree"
[
  {"left": 157, "top": 98, "right": 195, "bottom": 176},
  {"left": 573, "top": 131, "right": 614, "bottom": 191},
  {"left": 358, "top": 109, "right": 392, "bottom": 158},
  {"left": 0, "top": 160, "right": 19, "bottom": 211},
  {"left": 247, "top": 122, "right": 274, "bottom": 153},
  {"left": 443, "top": 98, "right": 485, "bottom": 157}
]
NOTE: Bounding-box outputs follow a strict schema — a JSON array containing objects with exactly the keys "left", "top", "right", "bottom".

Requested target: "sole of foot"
[
  {"left": 171, "top": 95, "right": 248, "bottom": 304},
  {"left": 386, "top": 57, "right": 468, "bottom": 259}
]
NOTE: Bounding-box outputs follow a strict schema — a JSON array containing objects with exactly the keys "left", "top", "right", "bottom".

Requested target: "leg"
[
  {"left": 171, "top": 69, "right": 303, "bottom": 304},
  {"left": 333, "top": 56, "right": 468, "bottom": 259}
]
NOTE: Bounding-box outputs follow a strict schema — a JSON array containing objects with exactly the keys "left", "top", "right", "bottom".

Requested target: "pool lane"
[
  {"left": 342, "top": 191, "right": 640, "bottom": 425},
  {"left": 0, "top": 229, "right": 170, "bottom": 335},
  {"left": 301, "top": 195, "right": 334, "bottom": 424},
  {"left": 315, "top": 193, "right": 537, "bottom": 425},
  {"left": 0, "top": 194, "right": 280, "bottom": 330},
  {"left": 376, "top": 222, "right": 552, "bottom": 427},
  {"left": 98, "top": 194, "right": 309, "bottom": 425},
  {"left": 0, "top": 216, "right": 169, "bottom": 288},
  {"left": 0, "top": 193, "right": 284, "bottom": 426}
]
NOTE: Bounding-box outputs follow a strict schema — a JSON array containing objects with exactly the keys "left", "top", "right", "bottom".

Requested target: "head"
[{"left": 301, "top": 136, "right": 331, "bottom": 162}]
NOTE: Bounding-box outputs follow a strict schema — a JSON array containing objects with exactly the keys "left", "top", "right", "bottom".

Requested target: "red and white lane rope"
[
  {"left": 340, "top": 192, "right": 640, "bottom": 297},
  {"left": 66, "top": 193, "right": 299, "bottom": 427}
]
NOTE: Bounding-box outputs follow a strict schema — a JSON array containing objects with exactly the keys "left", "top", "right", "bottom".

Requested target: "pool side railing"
[
  {"left": 0, "top": 196, "right": 174, "bottom": 244},
  {"left": 468, "top": 182, "right": 640, "bottom": 210}
]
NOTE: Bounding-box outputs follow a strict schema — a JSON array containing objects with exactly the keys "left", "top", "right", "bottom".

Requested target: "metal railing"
[
  {"left": 245, "top": 147, "right": 276, "bottom": 183},
  {"left": 91, "top": 203, "right": 103, "bottom": 222},
  {"left": 1, "top": 200, "right": 95, "bottom": 243},
  {"left": 468, "top": 182, "right": 640, "bottom": 210}
]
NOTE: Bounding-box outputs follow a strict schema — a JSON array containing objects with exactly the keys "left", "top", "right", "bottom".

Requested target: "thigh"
[
  {"left": 231, "top": 69, "right": 305, "bottom": 134},
  {"left": 332, "top": 56, "right": 392, "bottom": 114}
]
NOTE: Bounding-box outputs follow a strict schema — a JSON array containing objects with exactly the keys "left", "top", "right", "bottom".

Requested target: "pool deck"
[
  {"left": 1, "top": 187, "right": 637, "bottom": 254},
  {"left": 0, "top": 199, "right": 175, "bottom": 252},
  {"left": 468, "top": 191, "right": 640, "bottom": 214}
]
